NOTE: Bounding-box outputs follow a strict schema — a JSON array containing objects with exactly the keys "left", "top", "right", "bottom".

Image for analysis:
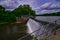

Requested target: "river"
[{"left": 27, "top": 16, "right": 60, "bottom": 40}]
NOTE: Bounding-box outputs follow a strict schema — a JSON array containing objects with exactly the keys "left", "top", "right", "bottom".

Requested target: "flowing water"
[{"left": 27, "top": 16, "right": 60, "bottom": 40}]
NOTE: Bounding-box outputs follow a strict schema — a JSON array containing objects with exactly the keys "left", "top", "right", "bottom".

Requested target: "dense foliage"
[
  {"left": 0, "top": 5, "right": 36, "bottom": 23},
  {"left": 0, "top": 5, "right": 16, "bottom": 23},
  {"left": 12, "top": 5, "right": 35, "bottom": 17}
]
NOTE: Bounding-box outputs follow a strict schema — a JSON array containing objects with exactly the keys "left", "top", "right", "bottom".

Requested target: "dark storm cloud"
[
  {"left": 56, "top": 0, "right": 60, "bottom": 1},
  {"left": 0, "top": 0, "right": 4, "bottom": 1}
]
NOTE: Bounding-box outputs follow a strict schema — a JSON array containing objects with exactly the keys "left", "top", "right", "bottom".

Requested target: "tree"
[
  {"left": 0, "top": 5, "right": 36, "bottom": 23},
  {"left": 0, "top": 5, "right": 16, "bottom": 23},
  {"left": 12, "top": 5, "right": 36, "bottom": 17},
  {"left": 0, "top": 5, "right": 5, "bottom": 11},
  {"left": 39, "top": 12, "right": 60, "bottom": 16}
]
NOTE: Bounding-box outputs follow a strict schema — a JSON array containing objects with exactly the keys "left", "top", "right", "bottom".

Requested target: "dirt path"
[{"left": 48, "top": 29, "right": 60, "bottom": 40}]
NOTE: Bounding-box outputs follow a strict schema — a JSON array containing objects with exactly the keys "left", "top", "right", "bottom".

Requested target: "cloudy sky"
[{"left": 0, "top": 0, "right": 60, "bottom": 14}]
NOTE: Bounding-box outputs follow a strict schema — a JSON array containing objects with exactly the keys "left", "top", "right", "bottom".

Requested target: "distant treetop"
[{"left": 12, "top": 4, "right": 36, "bottom": 17}]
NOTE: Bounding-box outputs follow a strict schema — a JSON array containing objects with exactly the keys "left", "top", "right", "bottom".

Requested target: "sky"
[{"left": 0, "top": 0, "right": 60, "bottom": 14}]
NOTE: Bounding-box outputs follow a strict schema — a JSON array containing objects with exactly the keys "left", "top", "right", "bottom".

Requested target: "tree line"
[
  {"left": 0, "top": 5, "right": 36, "bottom": 23},
  {"left": 38, "top": 12, "right": 60, "bottom": 16}
]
